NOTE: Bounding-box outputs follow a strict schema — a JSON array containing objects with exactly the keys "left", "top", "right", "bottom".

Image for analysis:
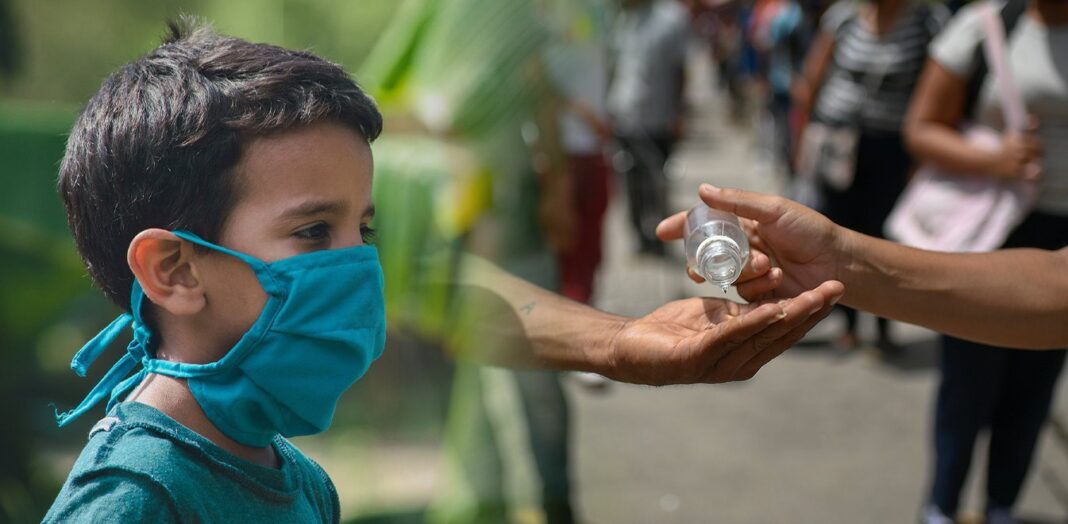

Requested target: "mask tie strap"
[
  {"left": 55, "top": 351, "right": 138, "bottom": 427},
  {"left": 54, "top": 313, "right": 154, "bottom": 427},
  {"left": 103, "top": 320, "right": 154, "bottom": 412},
  {"left": 70, "top": 313, "right": 132, "bottom": 377},
  {"left": 171, "top": 230, "right": 279, "bottom": 292}
]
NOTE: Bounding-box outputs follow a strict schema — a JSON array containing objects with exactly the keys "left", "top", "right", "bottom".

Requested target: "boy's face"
[{"left": 193, "top": 121, "right": 375, "bottom": 359}]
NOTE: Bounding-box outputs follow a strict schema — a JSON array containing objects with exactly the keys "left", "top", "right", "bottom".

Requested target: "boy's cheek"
[{"left": 199, "top": 257, "right": 268, "bottom": 358}]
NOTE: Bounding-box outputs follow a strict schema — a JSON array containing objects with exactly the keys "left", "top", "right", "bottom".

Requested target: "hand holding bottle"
[{"left": 659, "top": 184, "right": 847, "bottom": 302}]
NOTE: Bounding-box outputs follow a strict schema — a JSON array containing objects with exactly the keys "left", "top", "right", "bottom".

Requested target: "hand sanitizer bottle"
[{"left": 684, "top": 204, "right": 750, "bottom": 291}]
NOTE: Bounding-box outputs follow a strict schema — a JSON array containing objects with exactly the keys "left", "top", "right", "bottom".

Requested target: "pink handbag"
[{"left": 885, "top": 2, "right": 1037, "bottom": 253}]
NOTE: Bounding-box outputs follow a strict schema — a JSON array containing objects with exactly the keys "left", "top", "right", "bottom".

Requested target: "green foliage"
[
  {"left": 362, "top": 0, "right": 548, "bottom": 139},
  {"left": 0, "top": 99, "right": 104, "bottom": 523},
  {"left": 359, "top": 0, "right": 441, "bottom": 100},
  {"left": 0, "top": 0, "right": 397, "bottom": 104},
  {"left": 0, "top": 0, "right": 19, "bottom": 78},
  {"left": 372, "top": 135, "right": 464, "bottom": 339}
]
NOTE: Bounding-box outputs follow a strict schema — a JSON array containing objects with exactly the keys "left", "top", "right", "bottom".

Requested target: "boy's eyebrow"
[
  {"left": 363, "top": 204, "right": 376, "bottom": 219},
  {"left": 278, "top": 199, "right": 347, "bottom": 221}
]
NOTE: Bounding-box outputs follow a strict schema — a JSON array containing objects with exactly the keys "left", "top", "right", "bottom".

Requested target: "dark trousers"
[
  {"left": 821, "top": 132, "right": 910, "bottom": 336},
  {"left": 615, "top": 133, "right": 676, "bottom": 254},
  {"left": 929, "top": 211, "right": 1068, "bottom": 515}
]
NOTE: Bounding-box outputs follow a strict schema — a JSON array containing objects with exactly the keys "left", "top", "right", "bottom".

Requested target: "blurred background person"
[
  {"left": 681, "top": 0, "right": 744, "bottom": 123},
  {"left": 793, "top": 0, "right": 947, "bottom": 353},
  {"left": 607, "top": 0, "right": 692, "bottom": 256},
  {"left": 705, "top": 0, "right": 750, "bottom": 123},
  {"left": 544, "top": 1, "right": 613, "bottom": 307},
  {"left": 748, "top": 0, "right": 811, "bottom": 178},
  {"left": 903, "top": 0, "right": 1068, "bottom": 521}
]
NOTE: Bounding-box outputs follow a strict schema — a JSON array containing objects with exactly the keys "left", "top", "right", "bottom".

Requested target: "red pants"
[{"left": 558, "top": 153, "right": 611, "bottom": 304}]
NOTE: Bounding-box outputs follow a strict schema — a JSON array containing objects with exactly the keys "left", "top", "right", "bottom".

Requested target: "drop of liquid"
[{"left": 720, "top": 284, "right": 729, "bottom": 293}]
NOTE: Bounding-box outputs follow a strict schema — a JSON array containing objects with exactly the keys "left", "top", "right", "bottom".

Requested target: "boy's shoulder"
[
  {"left": 80, "top": 404, "right": 210, "bottom": 475},
  {"left": 43, "top": 403, "right": 200, "bottom": 522},
  {"left": 44, "top": 402, "right": 340, "bottom": 523}
]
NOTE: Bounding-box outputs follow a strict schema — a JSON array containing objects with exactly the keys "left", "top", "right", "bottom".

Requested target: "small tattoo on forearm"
[{"left": 520, "top": 301, "right": 537, "bottom": 315}]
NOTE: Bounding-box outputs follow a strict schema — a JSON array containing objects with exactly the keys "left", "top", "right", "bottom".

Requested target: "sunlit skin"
[{"left": 124, "top": 122, "right": 375, "bottom": 468}]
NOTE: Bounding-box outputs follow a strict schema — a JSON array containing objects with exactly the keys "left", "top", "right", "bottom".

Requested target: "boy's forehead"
[{"left": 232, "top": 123, "right": 374, "bottom": 216}]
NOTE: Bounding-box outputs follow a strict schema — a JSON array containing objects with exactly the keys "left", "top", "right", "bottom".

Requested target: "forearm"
[
  {"left": 794, "top": 32, "right": 833, "bottom": 115},
  {"left": 449, "top": 254, "right": 626, "bottom": 371},
  {"left": 839, "top": 230, "right": 1068, "bottom": 349},
  {"left": 906, "top": 122, "right": 1000, "bottom": 177}
]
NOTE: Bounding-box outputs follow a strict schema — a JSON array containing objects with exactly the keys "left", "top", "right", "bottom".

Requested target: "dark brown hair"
[{"left": 58, "top": 19, "right": 382, "bottom": 308}]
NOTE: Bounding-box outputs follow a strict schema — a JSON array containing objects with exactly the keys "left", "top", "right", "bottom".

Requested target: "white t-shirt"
[{"left": 930, "top": 1, "right": 1068, "bottom": 215}]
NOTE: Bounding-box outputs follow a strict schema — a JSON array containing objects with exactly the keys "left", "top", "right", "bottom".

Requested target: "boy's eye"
[
  {"left": 360, "top": 225, "right": 378, "bottom": 245},
  {"left": 295, "top": 223, "right": 330, "bottom": 241}
]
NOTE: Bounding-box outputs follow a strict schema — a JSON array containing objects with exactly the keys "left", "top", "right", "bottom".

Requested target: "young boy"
[{"left": 45, "top": 20, "right": 385, "bottom": 522}]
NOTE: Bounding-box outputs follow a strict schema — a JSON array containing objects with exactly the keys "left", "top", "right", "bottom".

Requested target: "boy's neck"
[{"left": 126, "top": 373, "right": 280, "bottom": 469}]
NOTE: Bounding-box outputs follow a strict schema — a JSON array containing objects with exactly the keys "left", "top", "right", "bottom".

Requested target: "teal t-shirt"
[{"left": 43, "top": 402, "right": 340, "bottom": 523}]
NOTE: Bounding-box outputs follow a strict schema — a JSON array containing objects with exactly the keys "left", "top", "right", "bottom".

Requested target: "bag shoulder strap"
[{"left": 963, "top": 0, "right": 1028, "bottom": 119}]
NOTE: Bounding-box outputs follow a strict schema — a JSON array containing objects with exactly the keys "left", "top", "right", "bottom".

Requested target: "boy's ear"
[{"left": 127, "top": 229, "right": 206, "bottom": 316}]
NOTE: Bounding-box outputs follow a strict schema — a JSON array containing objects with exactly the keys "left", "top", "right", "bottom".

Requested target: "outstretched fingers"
[
  {"left": 681, "top": 301, "right": 785, "bottom": 379},
  {"left": 700, "top": 280, "right": 844, "bottom": 382},
  {"left": 732, "top": 285, "right": 842, "bottom": 379}
]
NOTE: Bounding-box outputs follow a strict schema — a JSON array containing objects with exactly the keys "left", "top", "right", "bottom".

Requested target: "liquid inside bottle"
[{"left": 684, "top": 204, "right": 750, "bottom": 291}]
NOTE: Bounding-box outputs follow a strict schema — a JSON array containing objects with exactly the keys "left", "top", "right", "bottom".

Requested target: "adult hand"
[
  {"left": 657, "top": 184, "right": 848, "bottom": 300},
  {"left": 987, "top": 129, "right": 1043, "bottom": 181},
  {"left": 603, "top": 280, "right": 844, "bottom": 385}
]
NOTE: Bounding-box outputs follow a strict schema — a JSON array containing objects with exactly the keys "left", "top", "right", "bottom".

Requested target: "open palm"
[{"left": 605, "top": 280, "right": 842, "bottom": 386}]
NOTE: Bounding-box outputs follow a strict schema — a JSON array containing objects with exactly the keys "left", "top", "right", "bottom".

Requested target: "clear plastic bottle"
[{"left": 684, "top": 204, "right": 750, "bottom": 291}]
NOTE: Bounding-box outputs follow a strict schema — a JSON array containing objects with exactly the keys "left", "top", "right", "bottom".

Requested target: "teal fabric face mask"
[{"left": 55, "top": 230, "right": 387, "bottom": 447}]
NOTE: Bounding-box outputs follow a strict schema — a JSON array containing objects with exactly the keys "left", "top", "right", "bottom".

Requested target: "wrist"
[
  {"left": 834, "top": 225, "right": 862, "bottom": 291},
  {"left": 590, "top": 313, "right": 630, "bottom": 377}
]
